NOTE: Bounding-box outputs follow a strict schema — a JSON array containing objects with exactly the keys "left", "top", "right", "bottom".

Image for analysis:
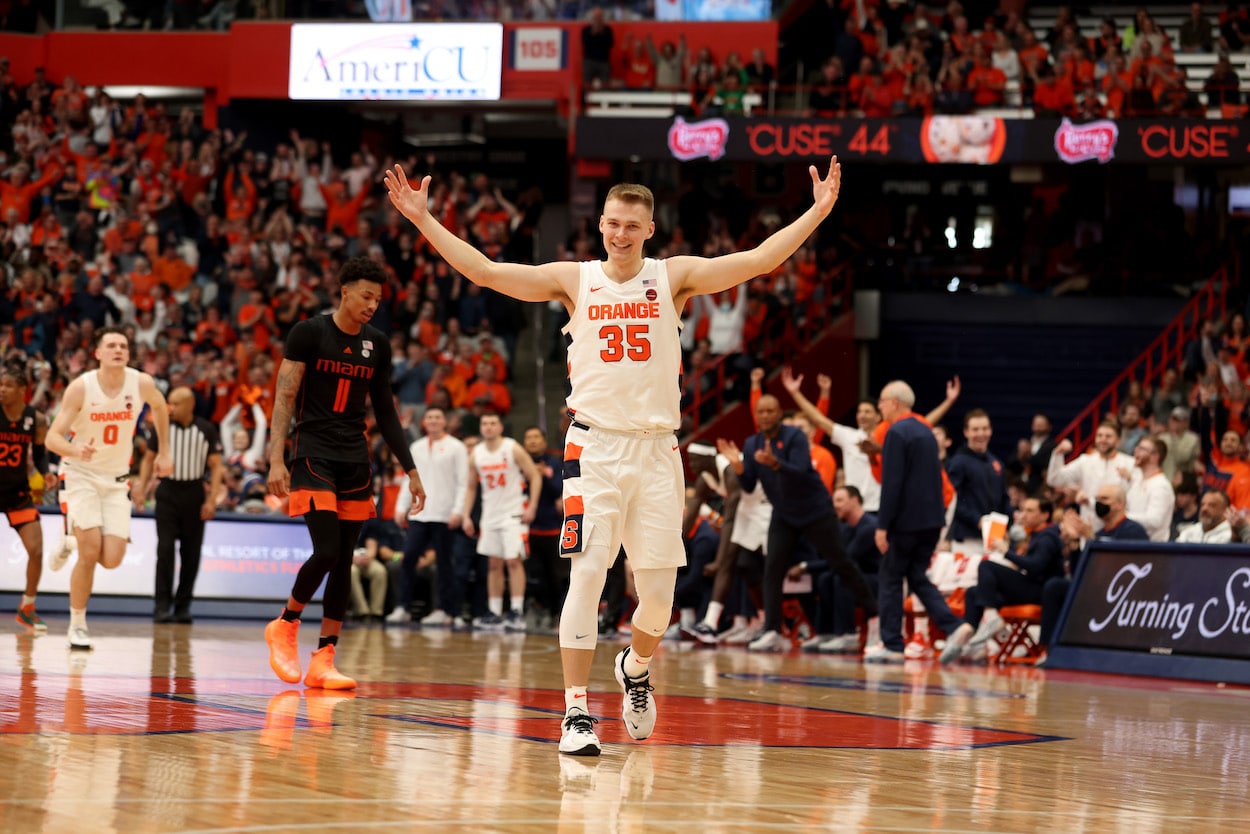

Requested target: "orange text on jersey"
[
  {"left": 586, "top": 301, "right": 661, "bottom": 321},
  {"left": 90, "top": 409, "right": 134, "bottom": 422},
  {"left": 315, "top": 358, "right": 375, "bottom": 379}
]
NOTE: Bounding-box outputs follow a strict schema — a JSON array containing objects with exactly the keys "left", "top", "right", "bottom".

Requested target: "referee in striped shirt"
[{"left": 139, "top": 386, "right": 224, "bottom": 624}]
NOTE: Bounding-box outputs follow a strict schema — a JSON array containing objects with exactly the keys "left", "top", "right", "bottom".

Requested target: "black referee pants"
[{"left": 155, "top": 480, "right": 207, "bottom": 617}]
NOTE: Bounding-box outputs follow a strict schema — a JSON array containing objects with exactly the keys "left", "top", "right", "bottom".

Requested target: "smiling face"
[
  {"left": 599, "top": 195, "right": 654, "bottom": 269},
  {"left": 1093, "top": 424, "right": 1119, "bottom": 456},
  {"left": 964, "top": 415, "right": 992, "bottom": 454}
]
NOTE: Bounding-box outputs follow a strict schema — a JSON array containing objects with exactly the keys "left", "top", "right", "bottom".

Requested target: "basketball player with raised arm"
[
  {"left": 264, "top": 256, "right": 427, "bottom": 690},
  {"left": 45, "top": 327, "right": 172, "bottom": 650},
  {"left": 1, "top": 365, "right": 52, "bottom": 633},
  {"left": 462, "top": 412, "right": 542, "bottom": 631},
  {"left": 385, "top": 156, "right": 842, "bottom": 756}
]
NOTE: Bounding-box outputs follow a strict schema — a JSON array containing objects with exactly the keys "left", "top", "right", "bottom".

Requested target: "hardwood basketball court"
[{"left": 2, "top": 618, "right": 1248, "bottom": 833}]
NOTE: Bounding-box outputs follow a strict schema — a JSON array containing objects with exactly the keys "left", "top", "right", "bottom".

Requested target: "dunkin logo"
[
  {"left": 668, "top": 116, "right": 729, "bottom": 162},
  {"left": 1054, "top": 118, "right": 1118, "bottom": 164}
]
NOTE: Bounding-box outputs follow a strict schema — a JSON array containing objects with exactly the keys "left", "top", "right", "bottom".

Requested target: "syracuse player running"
[{"left": 45, "top": 327, "right": 172, "bottom": 650}]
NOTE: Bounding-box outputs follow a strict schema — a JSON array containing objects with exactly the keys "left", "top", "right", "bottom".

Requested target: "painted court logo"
[
  {"left": 668, "top": 116, "right": 729, "bottom": 162},
  {"left": 1054, "top": 118, "right": 1118, "bottom": 164}
]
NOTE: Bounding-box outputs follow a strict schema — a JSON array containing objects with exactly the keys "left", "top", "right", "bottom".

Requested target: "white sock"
[
  {"left": 511, "top": 596, "right": 525, "bottom": 615},
  {"left": 21, "top": 594, "right": 35, "bottom": 608},
  {"left": 70, "top": 607, "right": 87, "bottom": 629},
  {"left": 488, "top": 597, "right": 503, "bottom": 616},
  {"left": 623, "top": 647, "right": 652, "bottom": 679},
  {"left": 703, "top": 601, "right": 724, "bottom": 629},
  {"left": 679, "top": 607, "right": 696, "bottom": 628},
  {"left": 565, "top": 686, "right": 589, "bottom": 713}
]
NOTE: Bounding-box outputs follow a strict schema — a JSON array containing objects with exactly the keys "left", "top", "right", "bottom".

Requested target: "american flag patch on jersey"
[
  {"left": 362, "top": 340, "right": 374, "bottom": 350},
  {"left": 642, "top": 278, "right": 655, "bottom": 287}
]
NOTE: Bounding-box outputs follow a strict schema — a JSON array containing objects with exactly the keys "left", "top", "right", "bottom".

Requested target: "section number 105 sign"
[{"left": 512, "top": 27, "right": 566, "bottom": 71}]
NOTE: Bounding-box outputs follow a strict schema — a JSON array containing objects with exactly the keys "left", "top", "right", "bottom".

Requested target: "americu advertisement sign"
[{"left": 288, "top": 22, "right": 504, "bottom": 101}]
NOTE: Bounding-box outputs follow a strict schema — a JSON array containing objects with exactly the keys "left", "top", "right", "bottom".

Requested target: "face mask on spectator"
[{"left": 1094, "top": 501, "right": 1112, "bottom": 519}]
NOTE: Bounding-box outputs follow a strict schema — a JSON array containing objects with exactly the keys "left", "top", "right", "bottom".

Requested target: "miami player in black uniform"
[
  {"left": 1, "top": 365, "right": 50, "bottom": 633},
  {"left": 265, "top": 256, "right": 426, "bottom": 689}
]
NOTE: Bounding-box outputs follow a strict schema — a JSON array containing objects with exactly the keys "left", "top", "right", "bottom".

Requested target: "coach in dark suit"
[
  {"left": 725, "top": 394, "right": 877, "bottom": 652},
  {"left": 139, "top": 387, "right": 224, "bottom": 624},
  {"left": 871, "top": 380, "right": 965, "bottom": 662}
]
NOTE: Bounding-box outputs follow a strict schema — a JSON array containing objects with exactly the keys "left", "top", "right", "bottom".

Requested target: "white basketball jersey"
[
  {"left": 64, "top": 367, "right": 142, "bottom": 479},
  {"left": 473, "top": 437, "right": 525, "bottom": 528},
  {"left": 563, "top": 258, "right": 683, "bottom": 432}
]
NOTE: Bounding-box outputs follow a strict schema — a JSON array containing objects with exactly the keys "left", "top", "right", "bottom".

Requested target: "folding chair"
[
  {"left": 994, "top": 604, "right": 1044, "bottom": 665},
  {"left": 780, "top": 598, "right": 814, "bottom": 647}
]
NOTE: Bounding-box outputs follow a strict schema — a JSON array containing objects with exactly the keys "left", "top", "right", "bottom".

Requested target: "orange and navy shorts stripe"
[
  {"left": 288, "top": 458, "right": 376, "bottom": 521},
  {"left": 560, "top": 436, "right": 586, "bottom": 555},
  {"left": 0, "top": 489, "right": 39, "bottom": 529}
]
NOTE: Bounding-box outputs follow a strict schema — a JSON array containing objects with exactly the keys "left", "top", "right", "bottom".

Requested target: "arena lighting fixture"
[
  {"left": 100, "top": 86, "right": 205, "bottom": 100},
  {"left": 402, "top": 132, "right": 486, "bottom": 146}
]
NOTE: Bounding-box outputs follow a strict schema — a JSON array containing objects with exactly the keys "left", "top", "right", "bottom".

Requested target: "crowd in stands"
[
  {"left": 0, "top": 59, "right": 848, "bottom": 626},
  {"left": 577, "top": 2, "right": 1248, "bottom": 119},
  {"left": 657, "top": 304, "right": 1250, "bottom": 661},
  {"left": 10, "top": 3, "right": 1249, "bottom": 119}
]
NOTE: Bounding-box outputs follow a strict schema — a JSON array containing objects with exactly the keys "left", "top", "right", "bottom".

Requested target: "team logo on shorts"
[{"left": 560, "top": 495, "right": 585, "bottom": 555}]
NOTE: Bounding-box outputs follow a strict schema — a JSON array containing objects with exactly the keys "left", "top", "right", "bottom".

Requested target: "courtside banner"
[
  {"left": 0, "top": 514, "right": 311, "bottom": 601},
  {"left": 288, "top": 22, "right": 503, "bottom": 101},
  {"left": 575, "top": 115, "right": 1250, "bottom": 165},
  {"left": 1049, "top": 541, "right": 1250, "bottom": 684}
]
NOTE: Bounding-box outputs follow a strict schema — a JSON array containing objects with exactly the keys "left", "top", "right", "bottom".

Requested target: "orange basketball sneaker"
[
  {"left": 304, "top": 645, "right": 357, "bottom": 690},
  {"left": 15, "top": 604, "right": 47, "bottom": 634},
  {"left": 265, "top": 618, "right": 302, "bottom": 684}
]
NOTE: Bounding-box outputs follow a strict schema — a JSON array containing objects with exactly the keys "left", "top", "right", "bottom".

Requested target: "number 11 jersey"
[
  {"left": 285, "top": 313, "right": 392, "bottom": 463},
  {"left": 562, "top": 258, "right": 682, "bottom": 433}
]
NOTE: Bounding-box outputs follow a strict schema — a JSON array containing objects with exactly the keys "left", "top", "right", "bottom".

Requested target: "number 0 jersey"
[
  {"left": 285, "top": 314, "right": 393, "bottom": 463},
  {"left": 562, "top": 258, "right": 682, "bottom": 432},
  {"left": 63, "top": 368, "right": 142, "bottom": 480}
]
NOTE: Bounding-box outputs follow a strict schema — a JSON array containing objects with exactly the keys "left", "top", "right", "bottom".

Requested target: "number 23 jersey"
[{"left": 561, "top": 258, "right": 682, "bottom": 433}]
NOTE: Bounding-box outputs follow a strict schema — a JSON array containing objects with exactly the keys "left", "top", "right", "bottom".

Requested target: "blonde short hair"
[{"left": 604, "top": 183, "right": 654, "bottom": 215}]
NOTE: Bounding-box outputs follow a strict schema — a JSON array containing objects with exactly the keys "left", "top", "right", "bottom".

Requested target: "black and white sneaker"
[
  {"left": 558, "top": 707, "right": 601, "bottom": 756},
  {"left": 614, "top": 647, "right": 656, "bottom": 740},
  {"left": 680, "top": 622, "right": 720, "bottom": 645}
]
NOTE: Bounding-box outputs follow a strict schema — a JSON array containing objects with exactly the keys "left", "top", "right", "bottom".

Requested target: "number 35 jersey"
[{"left": 562, "top": 258, "right": 682, "bottom": 433}]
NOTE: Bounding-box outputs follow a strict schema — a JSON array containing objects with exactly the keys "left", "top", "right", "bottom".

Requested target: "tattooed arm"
[{"left": 266, "top": 358, "right": 305, "bottom": 498}]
